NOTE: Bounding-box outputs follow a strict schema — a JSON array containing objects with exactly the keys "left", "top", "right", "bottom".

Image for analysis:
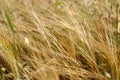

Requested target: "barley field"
[{"left": 0, "top": 0, "right": 120, "bottom": 80}]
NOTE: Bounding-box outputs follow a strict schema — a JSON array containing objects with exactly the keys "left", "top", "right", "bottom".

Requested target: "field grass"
[{"left": 0, "top": 0, "right": 120, "bottom": 80}]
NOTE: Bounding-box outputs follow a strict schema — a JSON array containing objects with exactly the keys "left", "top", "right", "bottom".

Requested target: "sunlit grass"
[{"left": 0, "top": 0, "right": 120, "bottom": 80}]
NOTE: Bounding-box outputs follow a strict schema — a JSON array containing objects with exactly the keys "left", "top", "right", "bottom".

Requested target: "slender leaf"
[{"left": 4, "top": 9, "right": 14, "bottom": 33}]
